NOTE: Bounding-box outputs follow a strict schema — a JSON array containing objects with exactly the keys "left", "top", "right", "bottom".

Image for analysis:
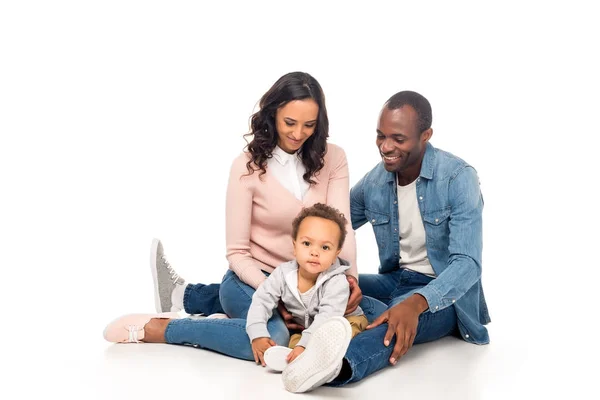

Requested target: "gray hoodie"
[{"left": 246, "top": 258, "right": 364, "bottom": 348}]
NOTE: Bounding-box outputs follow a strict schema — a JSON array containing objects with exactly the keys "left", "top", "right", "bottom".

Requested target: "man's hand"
[
  {"left": 251, "top": 337, "right": 276, "bottom": 367},
  {"left": 366, "top": 294, "right": 428, "bottom": 365},
  {"left": 286, "top": 346, "right": 305, "bottom": 363},
  {"left": 278, "top": 301, "right": 304, "bottom": 330},
  {"left": 345, "top": 275, "right": 363, "bottom": 315}
]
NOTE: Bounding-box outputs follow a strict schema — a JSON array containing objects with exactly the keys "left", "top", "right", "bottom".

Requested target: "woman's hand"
[
  {"left": 251, "top": 337, "right": 276, "bottom": 367},
  {"left": 345, "top": 275, "right": 363, "bottom": 314},
  {"left": 278, "top": 301, "right": 304, "bottom": 330}
]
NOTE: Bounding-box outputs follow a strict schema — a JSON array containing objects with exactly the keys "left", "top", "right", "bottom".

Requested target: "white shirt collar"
[{"left": 272, "top": 146, "right": 299, "bottom": 166}]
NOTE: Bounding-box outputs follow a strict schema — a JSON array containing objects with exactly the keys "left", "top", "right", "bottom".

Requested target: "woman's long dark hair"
[{"left": 244, "top": 71, "right": 329, "bottom": 185}]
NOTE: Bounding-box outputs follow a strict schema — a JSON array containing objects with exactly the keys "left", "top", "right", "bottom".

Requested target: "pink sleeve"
[
  {"left": 225, "top": 156, "right": 267, "bottom": 289},
  {"left": 326, "top": 146, "right": 358, "bottom": 279}
]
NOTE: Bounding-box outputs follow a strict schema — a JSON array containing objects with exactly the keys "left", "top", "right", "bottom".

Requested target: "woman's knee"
[{"left": 219, "top": 270, "right": 255, "bottom": 318}]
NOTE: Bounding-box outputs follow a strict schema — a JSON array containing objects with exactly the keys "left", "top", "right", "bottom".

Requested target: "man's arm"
[
  {"left": 415, "top": 166, "right": 483, "bottom": 312},
  {"left": 350, "top": 175, "right": 368, "bottom": 230},
  {"left": 367, "top": 165, "right": 484, "bottom": 364}
]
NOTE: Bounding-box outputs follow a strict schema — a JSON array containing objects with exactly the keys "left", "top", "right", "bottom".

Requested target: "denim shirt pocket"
[
  {"left": 422, "top": 207, "right": 451, "bottom": 250},
  {"left": 365, "top": 209, "right": 391, "bottom": 250}
]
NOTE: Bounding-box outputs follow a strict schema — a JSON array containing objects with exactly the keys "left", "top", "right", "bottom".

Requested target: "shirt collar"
[
  {"left": 272, "top": 146, "right": 299, "bottom": 166},
  {"left": 385, "top": 142, "right": 435, "bottom": 183}
]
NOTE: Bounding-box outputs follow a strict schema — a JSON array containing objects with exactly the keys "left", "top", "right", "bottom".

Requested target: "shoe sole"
[
  {"left": 150, "top": 238, "right": 164, "bottom": 313},
  {"left": 264, "top": 346, "right": 293, "bottom": 372},
  {"left": 282, "top": 317, "right": 352, "bottom": 393}
]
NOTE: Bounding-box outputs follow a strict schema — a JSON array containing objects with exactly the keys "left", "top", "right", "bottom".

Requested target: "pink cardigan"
[{"left": 225, "top": 143, "right": 357, "bottom": 289}]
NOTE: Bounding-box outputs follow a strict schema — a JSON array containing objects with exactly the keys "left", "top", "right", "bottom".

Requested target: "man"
[{"left": 282, "top": 90, "right": 490, "bottom": 393}]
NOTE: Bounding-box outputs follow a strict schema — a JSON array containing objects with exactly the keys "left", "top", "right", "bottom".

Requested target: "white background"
[{"left": 1, "top": 1, "right": 598, "bottom": 399}]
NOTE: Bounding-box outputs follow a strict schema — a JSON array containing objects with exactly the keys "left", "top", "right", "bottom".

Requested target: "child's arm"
[
  {"left": 246, "top": 268, "right": 285, "bottom": 365},
  {"left": 296, "top": 274, "right": 350, "bottom": 348}
]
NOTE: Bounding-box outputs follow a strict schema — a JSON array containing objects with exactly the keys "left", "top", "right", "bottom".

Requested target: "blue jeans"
[
  {"left": 164, "top": 270, "right": 387, "bottom": 361},
  {"left": 164, "top": 270, "right": 288, "bottom": 360},
  {"left": 328, "top": 269, "right": 458, "bottom": 386}
]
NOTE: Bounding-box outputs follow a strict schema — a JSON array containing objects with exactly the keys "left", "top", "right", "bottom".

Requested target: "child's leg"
[
  {"left": 288, "top": 333, "right": 302, "bottom": 348},
  {"left": 345, "top": 315, "right": 369, "bottom": 338}
]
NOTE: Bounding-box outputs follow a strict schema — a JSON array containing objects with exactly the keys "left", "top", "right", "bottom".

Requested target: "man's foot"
[
  {"left": 103, "top": 312, "right": 180, "bottom": 343},
  {"left": 282, "top": 317, "right": 352, "bottom": 393},
  {"left": 264, "top": 345, "right": 293, "bottom": 372},
  {"left": 151, "top": 238, "right": 186, "bottom": 313}
]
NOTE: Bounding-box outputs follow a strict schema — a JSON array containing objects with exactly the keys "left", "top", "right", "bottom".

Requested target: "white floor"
[
  {"left": 3, "top": 2, "right": 598, "bottom": 398},
  {"left": 5, "top": 303, "right": 593, "bottom": 400}
]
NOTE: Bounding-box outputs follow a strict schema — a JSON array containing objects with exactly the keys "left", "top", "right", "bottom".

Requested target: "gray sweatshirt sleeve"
[
  {"left": 297, "top": 274, "right": 349, "bottom": 348},
  {"left": 246, "top": 268, "right": 284, "bottom": 342}
]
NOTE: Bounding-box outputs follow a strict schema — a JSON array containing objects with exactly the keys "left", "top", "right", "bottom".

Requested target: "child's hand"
[
  {"left": 286, "top": 346, "right": 305, "bottom": 363},
  {"left": 251, "top": 337, "right": 276, "bottom": 367}
]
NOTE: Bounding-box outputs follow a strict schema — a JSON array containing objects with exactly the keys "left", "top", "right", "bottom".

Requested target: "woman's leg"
[
  {"left": 151, "top": 238, "right": 224, "bottom": 314},
  {"left": 219, "top": 270, "right": 290, "bottom": 346}
]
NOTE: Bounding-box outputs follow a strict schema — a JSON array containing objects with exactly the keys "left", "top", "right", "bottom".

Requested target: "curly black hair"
[
  {"left": 243, "top": 72, "right": 329, "bottom": 185},
  {"left": 292, "top": 203, "right": 348, "bottom": 248}
]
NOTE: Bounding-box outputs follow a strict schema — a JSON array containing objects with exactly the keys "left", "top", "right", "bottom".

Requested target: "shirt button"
[
  {"left": 371, "top": 219, "right": 376, "bottom": 223},
  {"left": 417, "top": 178, "right": 420, "bottom": 182},
  {"left": 435, "top": 306, "right": 439, "bottom": 310},
  {"left": 393, "top": 201, "right": 397, "bottom": 204},
  {"left": 452, "top": 299, "right": 455, "bottom": 303},
  {"left": 465, "top": 334, "right": 470, "bottom": 338},
  {"left": 394, "top": 228, "right": 397, "bottom": 232},
  {"left": 419, "top": 196, "right": 423, "bottom": 200},
  {"left": 435, "top": 218, "right": 439, "bottom": 223}
]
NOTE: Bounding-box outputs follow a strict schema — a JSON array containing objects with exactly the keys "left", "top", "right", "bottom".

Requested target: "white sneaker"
[
  {"left": 206, "top": 313, "right": 230, "bottom": 319},
  {"left": 264, "top": 345, "right": 293, "bottom": 372},
  {"left": 150, "top": 238, "right": 186, "bottom": 313},
  {"left": 282, "top": 317, "right": 352, "bottom": 393}
]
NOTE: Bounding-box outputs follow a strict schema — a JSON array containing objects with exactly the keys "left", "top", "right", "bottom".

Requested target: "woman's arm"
[
  {"left": 225, "top": 155, "right": 268, "bottom": 289},
  {"left": 325, "top": 145, "right": 358, "bottom": 279}
]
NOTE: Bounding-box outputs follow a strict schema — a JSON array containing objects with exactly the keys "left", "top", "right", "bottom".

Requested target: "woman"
[{"left": 103, "top": 72, "right": 386, "bottom": 361}]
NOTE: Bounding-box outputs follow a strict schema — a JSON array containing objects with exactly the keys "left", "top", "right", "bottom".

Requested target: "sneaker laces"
[
  {"left": 126, "top": 325, "right": 141, "bottom": 343},
  {"left": 161, "top": 255, "right": 180, "bottom": 283}
]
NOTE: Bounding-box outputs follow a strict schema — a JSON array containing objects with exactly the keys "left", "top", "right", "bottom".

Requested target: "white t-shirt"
[
  {"left": 267, "top": 146, "right": 309, "bottom": 201},
  {"left": 397, "top": 179, "right": 436, "bottom": 277}
]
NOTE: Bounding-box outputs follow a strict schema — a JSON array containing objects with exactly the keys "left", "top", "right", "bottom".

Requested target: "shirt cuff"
[
  {"left": 415, "top": 285, "right": 456, "bottom": 313},
  {"left": 246, "top": 324, "right": 271, "bottom": 342}
]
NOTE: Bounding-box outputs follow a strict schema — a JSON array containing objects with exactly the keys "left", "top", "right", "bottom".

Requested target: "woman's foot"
[
  {"left": 151, "top": 238, "right": 187, "bottom": 313},
  {"left": 103, "top": 312, "right": 179, "bottom": 343}
]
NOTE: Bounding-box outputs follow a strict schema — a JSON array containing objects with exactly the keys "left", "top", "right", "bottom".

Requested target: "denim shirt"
[{"left": 350, "top": 143, "right": 491, "bottom": 344}]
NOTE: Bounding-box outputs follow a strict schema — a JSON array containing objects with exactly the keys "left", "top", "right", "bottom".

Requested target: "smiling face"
[
  {"left": 293, "top": 216, "right": 342, "bottom": 277},
  {"left": 275, "top": 99, "right": 319, "bottom": 154},
  {"left": 376, "top": 105, "right": 432, "bottom": 181}
]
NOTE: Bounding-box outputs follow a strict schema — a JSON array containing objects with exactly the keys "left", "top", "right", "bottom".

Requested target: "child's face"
[{"left": 293, "top": 216, "right": 342, "bottom": 276}]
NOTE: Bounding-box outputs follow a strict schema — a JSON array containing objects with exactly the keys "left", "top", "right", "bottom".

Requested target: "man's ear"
[{"left": 421, "top": 128, "right": 433, "bottom": 143}]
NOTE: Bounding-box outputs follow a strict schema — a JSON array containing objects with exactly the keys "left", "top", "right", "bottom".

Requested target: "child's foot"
[
  {"left": 103, "top": 312, "right": 179, "bottom": 343},
  {"left": 282, "top": 317, "right": 352, "bottom": 393},
  {"left": 151, "top": 238, "right": 186, "bottom": 313},
  {"left": 264, "top": 345, "right": 293, "bottom": 372}
]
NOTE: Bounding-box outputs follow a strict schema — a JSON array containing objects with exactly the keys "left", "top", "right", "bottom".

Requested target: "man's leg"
[
  {"left": 358, "top": 270, "right": 403, "bottom": 306},
  {"left": 329, "top": 305, "right": 457, "bottom": 385}
]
